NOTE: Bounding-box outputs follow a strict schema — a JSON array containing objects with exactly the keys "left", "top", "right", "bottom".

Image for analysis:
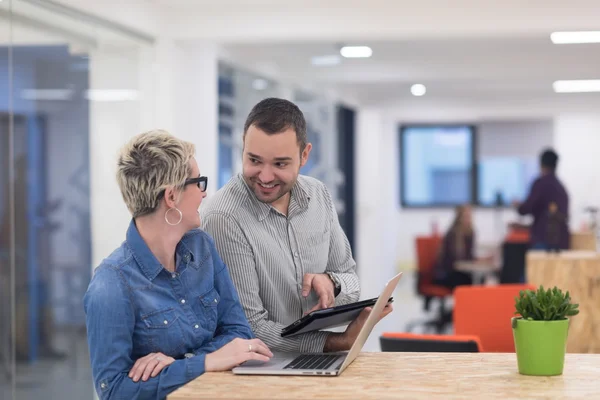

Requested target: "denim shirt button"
[
  {"left": 163, "top": 320, "right": 168, "bottom": 325},
  {"left": 100, "top": 383, "right": 106, "bottom": 389},
  {"left": 180, "top": 299, "right": 186, "bottom": 304},
  {"left": 171, "top": 273, "right": 177, "bottom": 279},
  {"left": 194, "top": 324, "right": 199, "bottom": 329},
  {"left": 214, "top": 298, "right": 218, "bottom": 303}
]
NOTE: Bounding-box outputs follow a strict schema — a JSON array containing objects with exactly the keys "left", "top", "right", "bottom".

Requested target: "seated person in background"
[
  {"left": 84, "top": 130, "right": 272, "bottom": 400},
  {"left": 433, "top": 205, "right": 476, "bottom": 289},
  {"left": 201, "top": 98, "right": 392, "bottom": 354}
]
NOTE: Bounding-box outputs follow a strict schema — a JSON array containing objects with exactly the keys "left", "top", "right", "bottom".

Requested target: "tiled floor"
[{"left": 4, "top": 271, "right": 442, "bottom": 399}]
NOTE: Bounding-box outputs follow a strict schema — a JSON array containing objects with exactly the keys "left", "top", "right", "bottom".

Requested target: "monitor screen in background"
[
  {"left": 478, "top": 157, "right": 538, "bottom": 206},
  {"left": 401, "top": 125, "right": 475, "bottom": 207}
]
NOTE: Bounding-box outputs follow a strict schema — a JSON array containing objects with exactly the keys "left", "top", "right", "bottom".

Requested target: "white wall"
[
  {"left": 355, "top": 109, "right": 398, "bottom": 298},
  {"left": 368, "top": 108, "right": 583, "bottom": 270},
  {"left": 173, "top": 41, "right": 219, "bottom": 193},
  {"left": 89, "top": 41, "right": 219, "bottom": 269},
  {"left": 89, "top": 46, "right": 144, "bottom": 268},
  {"left": 554, "top": 114, "right": 600, "bottom": 230}
]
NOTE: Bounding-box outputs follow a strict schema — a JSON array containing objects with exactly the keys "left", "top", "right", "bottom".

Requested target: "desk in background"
[
  {"left": 168, "top": 352, "right": 600, "bottom": 399},
  {"left": 527, "top": 250, "right": 600, "bottom": 353},
  {"left": 455, "top": 260, "right": 499, "bottom": 285}
]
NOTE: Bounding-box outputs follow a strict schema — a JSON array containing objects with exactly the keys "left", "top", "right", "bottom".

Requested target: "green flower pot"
[{"left": 512, "top": 317, "right": 569, "bottom": 376}]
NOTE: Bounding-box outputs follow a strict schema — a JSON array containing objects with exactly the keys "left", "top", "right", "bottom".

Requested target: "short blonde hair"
[{"left": 116, "top": 130, "right": 196, "bottom": 218}]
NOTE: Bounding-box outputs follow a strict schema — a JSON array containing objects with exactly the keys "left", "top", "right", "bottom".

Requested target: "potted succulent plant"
[{"left": 512, "top": 286, "right": 579, "bottom": 376}]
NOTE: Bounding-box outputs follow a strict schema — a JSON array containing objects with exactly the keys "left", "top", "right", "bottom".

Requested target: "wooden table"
[
  {"left": 526, "top": 250, "right": 600, "bottom": 353},
  {"left": 168, "top": 352, "right": 600, "bottom": 399}
]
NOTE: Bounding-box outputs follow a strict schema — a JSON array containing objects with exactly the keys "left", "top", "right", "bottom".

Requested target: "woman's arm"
[{"left": 84, "top": 266, "right": 208, "bottom": 400}]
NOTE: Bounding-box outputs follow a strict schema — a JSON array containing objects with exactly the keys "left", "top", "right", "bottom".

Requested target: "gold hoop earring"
[{"left": 165, "top": 207, "right": 183, "bottom": 226}]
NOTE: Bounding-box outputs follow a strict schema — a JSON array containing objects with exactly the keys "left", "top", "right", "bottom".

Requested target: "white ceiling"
[
  {"left": 0, "top": 1, "right": 145, "bottom": 48},
  {"left": 47, "top": 0, "right": 600, "bottom": 107},
  {"left": 222, "top": 37, "right": 600, "bottom": 106}
]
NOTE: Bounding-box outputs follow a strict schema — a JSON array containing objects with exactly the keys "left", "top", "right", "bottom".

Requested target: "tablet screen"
[{"left": 281, "top": 296, "right": 393, "bottom": 337}]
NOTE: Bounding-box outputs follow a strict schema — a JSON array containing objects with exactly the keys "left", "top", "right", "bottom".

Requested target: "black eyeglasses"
[
  {"left": 157, "top": 176, "right": 208, "bottom": 200},
  {"left": 185, "top": 175, "right": 208, "bottom": 192}
]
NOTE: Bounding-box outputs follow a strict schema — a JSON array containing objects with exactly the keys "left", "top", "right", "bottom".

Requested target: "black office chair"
[
  {"left": 380, "top": 333, "right": 482, "bottom": 353},
  {"left": 500, "top": 242, "right": 529, "bottom": 283}
]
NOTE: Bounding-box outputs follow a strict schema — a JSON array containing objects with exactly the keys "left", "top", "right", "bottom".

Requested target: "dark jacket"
[{"left": 518, "top": 173, "right": 570, "bottom": 249}]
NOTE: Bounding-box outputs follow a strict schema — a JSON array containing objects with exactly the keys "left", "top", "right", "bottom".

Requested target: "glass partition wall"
[
  {"left": 217, "top": 62, "right": 282, "bottom": 188},
  {"left": 0, "top": 1, "right": 154, "bottom": 399},
  {"left": 0, "top": 4, "right": 354, "bottom": 398}
]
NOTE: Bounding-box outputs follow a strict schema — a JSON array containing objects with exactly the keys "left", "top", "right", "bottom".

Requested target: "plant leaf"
[{"left": 513, "top": 285, "right": 579, "bottom": 321}]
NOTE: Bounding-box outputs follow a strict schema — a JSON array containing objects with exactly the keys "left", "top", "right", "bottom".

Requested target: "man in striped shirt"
[{"left": 201, "top": 98, "right": 392, "bottom": 353}]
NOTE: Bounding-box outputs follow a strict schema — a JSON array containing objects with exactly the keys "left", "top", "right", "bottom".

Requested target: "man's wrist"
[
  {"left": 326, "top": 272, "right": 342, "bottom": 297},
  {"left": 323, "top": 332, "right": 350, "bottom": 353}
]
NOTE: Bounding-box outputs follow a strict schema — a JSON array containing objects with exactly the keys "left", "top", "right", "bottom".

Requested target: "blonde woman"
[
  {"left": 84, "top": 130, "right": 272, "bottom": 400},
  {"left": 433, "top": 205, "right": 475, "bottom": 289}
]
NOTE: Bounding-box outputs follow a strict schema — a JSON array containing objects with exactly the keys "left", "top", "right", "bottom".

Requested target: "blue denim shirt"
[{"left": 83, "top": 220, "right": 253, "bottom": 400}]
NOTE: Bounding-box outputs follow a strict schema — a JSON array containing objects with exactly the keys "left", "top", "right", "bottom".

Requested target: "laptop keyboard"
[{"left": 283, "top": 354, "right": 342, "bottom": 370}]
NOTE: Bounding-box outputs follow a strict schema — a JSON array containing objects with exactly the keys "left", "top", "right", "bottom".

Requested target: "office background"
[{"left": 1, "top": 0, "right": 600, "bottom": 399}]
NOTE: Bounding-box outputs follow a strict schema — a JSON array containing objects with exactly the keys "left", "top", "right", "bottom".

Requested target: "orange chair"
[
  {"left": 453, "top": 284, "right": 535, "bottom": 352},
  {"left": 380, "top": 332, "right": 482, "bottom": 353},
  {"left": 505, "top": 229, "right": 530, "bottom": 243},
  {"left": 405, "top": 236, "right": 453, "bottom": 333}
]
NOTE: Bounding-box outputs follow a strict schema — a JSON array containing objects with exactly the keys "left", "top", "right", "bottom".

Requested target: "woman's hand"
[
  {"left": 205, "top": 338, "right": 273, "bottom": 372},
  {"left": 128, "top": 352, "right": 175, "bottom": 382}
]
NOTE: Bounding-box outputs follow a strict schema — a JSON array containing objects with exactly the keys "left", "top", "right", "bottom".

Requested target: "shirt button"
[
  {"left": 163, "top": 320, "right": 168, "bottom": 325},
  {"left": 194, "top": 324, "right": 199, "bottom": 329},
  {"left": 214, "top": 298, "right": 218, "bottom": 303},
  {"left": 100, "top": 383, "right": 106, "bottom": 389},
  {"left": 171, "top": 273, "right": 177, "bottom": 279},
  {"left": 294, "top": 251, "right": 299, "bottom": 258},
  {"left": 180, "top": 299, "right": 186, "bottom": 304}
]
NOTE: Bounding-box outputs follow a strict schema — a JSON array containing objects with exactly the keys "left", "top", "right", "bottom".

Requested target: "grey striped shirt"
[{"left": 200, "top": 173, "right": 360, "bottom": 353}]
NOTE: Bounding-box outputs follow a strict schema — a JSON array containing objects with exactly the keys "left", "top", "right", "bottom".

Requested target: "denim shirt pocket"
[
  {"left": 141, "top": 307, "right": 185, "bottom": 356},
  {"left": 198, "top": 287, "right": 220, "bottom": 328}
]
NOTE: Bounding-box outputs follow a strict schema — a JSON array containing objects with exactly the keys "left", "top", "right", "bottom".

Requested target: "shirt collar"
[
  {"left": 288, "top": 177, "right": 310, "bottom": 217},
  {"left": 237, "top": 173, "right": 310, "bottom": 221},
  {"left": 126, "top": 219, "right": 195, "bottom": 281}
]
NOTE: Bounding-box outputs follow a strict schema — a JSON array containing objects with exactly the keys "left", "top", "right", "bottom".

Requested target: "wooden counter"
[
  {"left": 526, "top": 250, "right": 600, "bottom": 353},
  {"left": 570, "top": 231, "right": 597, "bottom": 251},
  {"left": 168, "top": 352, "right": 600, "bottom": 399}
]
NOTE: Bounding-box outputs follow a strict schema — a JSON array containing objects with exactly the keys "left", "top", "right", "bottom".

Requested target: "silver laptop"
[{"left": 232, "top": 272, "right": 402, "bottom": 376}]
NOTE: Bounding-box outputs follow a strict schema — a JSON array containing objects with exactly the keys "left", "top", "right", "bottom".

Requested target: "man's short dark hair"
[
  {"left": 540, "top": 148, "right": 559, "bottom": 171},
  {"left": 243, "top": 98, "right": 307, "bottom": 151}
]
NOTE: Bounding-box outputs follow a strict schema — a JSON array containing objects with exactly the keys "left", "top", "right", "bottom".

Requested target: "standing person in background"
[{"left": 512, "top": 148, "right": 570, "bottom": 250}]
